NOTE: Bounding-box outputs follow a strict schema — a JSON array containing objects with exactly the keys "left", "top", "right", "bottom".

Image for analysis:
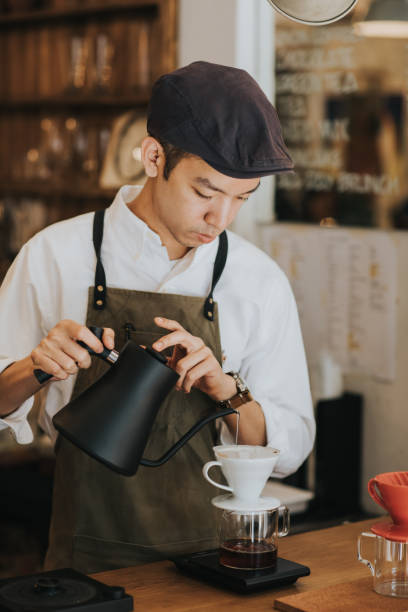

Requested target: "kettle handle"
[
  {"left": 139, "top": 407, "right": 238, "bottom": 467},
  {"left": 33, "top": 326, "right": 116, "bottom": 384}
]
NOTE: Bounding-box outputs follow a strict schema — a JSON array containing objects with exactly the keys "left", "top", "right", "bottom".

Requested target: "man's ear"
[{"left": 141, "top": 136, "right": 164, "bottom": 178}]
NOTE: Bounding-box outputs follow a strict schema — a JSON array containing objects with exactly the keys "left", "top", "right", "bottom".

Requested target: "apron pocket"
[{"left": 124, "top": 328, "right": 174, "bottom": 358}]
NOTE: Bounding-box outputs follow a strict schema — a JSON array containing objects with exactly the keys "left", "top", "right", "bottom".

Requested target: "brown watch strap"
[{"left": 218, "top": 389, "right": 254, "bottom": 410}]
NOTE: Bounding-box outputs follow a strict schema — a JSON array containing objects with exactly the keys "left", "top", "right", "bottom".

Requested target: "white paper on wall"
[{"left": 260, "top": 224, "right": 397, "bottom": 382}]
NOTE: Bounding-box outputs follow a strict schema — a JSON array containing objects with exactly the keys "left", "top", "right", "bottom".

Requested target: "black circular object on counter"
[
  {"left": 0, "top": 576, "right": 96, "bottom": 608},
  {"left": 33, "top": 577, "right": 64, "bottom": 597},
  {"left": 0, "top": 568, "right": 133, "bottom": 611}
]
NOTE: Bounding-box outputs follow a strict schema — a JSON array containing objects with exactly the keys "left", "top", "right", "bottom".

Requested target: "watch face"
[
  {"left": 229, "top": 372, "right": 247, "bottom": 393},
  {"left": 236, "top": 379, "right": 247, "bottom": 393}
]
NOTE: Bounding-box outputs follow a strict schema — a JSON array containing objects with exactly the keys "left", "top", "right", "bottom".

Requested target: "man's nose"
[{"left": 205, "top": 200, "right": 231, "bottom": 229}]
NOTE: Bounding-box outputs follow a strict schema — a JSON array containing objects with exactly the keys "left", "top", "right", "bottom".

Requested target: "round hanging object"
[
  {"left": 266, "top": 0, "right": 358, "bottom": 25},
  {"left": 371, "top": 520, "right": 408, "bottom": 543}
]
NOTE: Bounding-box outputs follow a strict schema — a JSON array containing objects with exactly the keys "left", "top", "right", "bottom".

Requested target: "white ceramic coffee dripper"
[{"left": 202, "top": 445, "right": 281, "bottom": 511}]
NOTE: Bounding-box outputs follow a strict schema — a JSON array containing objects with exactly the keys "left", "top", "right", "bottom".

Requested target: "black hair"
[{"left": 149, "top": 134, "right": 196, "bottom": 180}]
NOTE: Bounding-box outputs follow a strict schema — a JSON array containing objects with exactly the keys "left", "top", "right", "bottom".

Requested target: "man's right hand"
[
  {"left": 0, "top": 320, "right": 115, "bottom": 418},
  {"left": 30, "top": 320, "right": 115, "bottom": 382}
]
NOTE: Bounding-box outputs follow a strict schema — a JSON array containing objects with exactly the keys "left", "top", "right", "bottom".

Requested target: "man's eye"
[
  {"left": 238, "top": 196, "right": 249, "bottom": 202},
  {"left": 194, "top": 188, "right": 212, "bottom": 200}
]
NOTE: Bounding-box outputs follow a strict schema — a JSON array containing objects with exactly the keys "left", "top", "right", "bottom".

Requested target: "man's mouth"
[{"left": 195, "top": 232, "right": 218, "bottom": 243}]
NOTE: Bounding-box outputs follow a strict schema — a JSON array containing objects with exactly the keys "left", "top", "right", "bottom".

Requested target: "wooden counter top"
[{"left": 92, "top": 518, "right": 378, "bottom": 611}]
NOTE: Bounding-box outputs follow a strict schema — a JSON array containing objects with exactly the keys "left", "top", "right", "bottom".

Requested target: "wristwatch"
[{"left": 217, "top": 372, "right": 253, "bottom": 410}]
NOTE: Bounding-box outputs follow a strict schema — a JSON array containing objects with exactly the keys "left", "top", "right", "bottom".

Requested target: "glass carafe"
[
  {"left": 358, "top": 531, "right": 408, "bottom": 598},
  {"left": 219, "top": 505, "right": 289, "bottom": 570}
]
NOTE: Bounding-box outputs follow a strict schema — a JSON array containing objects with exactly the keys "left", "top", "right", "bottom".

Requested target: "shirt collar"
[{"left": 106, "top": 184, "right": 220, "bottom": 267}]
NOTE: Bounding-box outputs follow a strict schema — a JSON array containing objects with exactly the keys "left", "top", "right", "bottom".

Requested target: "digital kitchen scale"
[
  {"left": 173, "top": 549, "right": 310, "bottom": 594},
  {"left": 0, "top": 568, "right": 133, "bottom": 612}
]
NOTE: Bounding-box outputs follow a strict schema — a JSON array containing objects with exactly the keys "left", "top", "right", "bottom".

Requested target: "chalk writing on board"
[
  {"left": 276, "top": 72, "right": 359, "bottom": 95},
  {"left": 277, "top": 172, "right": 400, "bottom": 196},
  {"left": 282, "top": 118, "right": 350, "bottom": 143},
  {"left": 276, "top": 47, "right": 354, "bottom": 71},
  {"left": 275, "top": 22, "right": 404, "bottom": 228}
]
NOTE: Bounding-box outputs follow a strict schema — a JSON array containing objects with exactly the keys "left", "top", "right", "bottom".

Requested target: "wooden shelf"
[
  {"left": 0, "top": 183, "right": 117, "bottom": 200},
  {"left": 0, "top": 0, "right": 177, "bottom": 278},
  {"left": 0, "top": 94, "right": 151, "bottom": 111},
  {"left": 0, "top": 0, "right": 158, "bottom": 28}
]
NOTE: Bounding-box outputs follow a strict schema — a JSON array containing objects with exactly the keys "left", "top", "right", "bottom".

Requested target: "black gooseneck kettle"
[{"left": 34, "top": 326, "right": 237, "bottom": 476}]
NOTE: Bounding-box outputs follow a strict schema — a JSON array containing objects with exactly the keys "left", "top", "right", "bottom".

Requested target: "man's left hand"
[{"left": 152, "top": 317, "right": 236, "bottom": 401}]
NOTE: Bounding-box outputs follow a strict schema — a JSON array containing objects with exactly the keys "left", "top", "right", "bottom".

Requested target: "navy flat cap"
[{"left": 147, "top": 61, "right": 293, "bottom": 179}]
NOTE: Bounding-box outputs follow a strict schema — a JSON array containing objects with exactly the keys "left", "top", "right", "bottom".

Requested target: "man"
[{"left": 0, "top": 62, "right": 314, "bottom": 572}]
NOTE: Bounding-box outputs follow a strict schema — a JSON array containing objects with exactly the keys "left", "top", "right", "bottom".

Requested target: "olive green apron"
[{"left": 45, "top": 211, "right": 228, "bottom": 574}]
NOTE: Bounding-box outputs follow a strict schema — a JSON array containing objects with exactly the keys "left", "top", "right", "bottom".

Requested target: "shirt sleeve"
[
  {"left": 221, "top": 268, "right": 315, "bottom": 478},
  {"left": 0, "top": 241, "right": 48, "bottom": 443},
  {"left": 0, "top": 395, "right": 35, "bottom": 444}
]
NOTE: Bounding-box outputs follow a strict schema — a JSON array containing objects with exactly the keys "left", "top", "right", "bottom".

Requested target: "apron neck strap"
[
  {"left": 93, "top": 209, "right": 107, "bottom": 310},
  {"left": 203, "top": 230, "right": 228, "bottom": 321},
  {"left": 92, "top": 209, "right": 228, "bottom": 320}
]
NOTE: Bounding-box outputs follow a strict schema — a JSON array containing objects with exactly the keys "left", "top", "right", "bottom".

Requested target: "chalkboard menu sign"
[{"left": 275, "top": 17, "right": 408, "bottom": 229}]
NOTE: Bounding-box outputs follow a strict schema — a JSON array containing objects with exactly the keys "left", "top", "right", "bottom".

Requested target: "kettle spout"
[{"left": 139, "top": 407, "right": 238, "bottom": 468}]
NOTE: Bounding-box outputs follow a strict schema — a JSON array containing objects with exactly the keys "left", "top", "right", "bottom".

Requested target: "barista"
[{"left": 0, "top": 62, "right": 315, "bottom": 573}]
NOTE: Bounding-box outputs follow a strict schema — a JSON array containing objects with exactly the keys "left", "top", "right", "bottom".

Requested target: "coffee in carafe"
[{"left": 220, "top": 538, "right": 277, "bottom": 570}]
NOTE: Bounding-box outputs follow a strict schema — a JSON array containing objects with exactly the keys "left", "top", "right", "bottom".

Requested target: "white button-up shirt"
[{"left": 0, "top": 186, "right": 315, "bottom": 477}]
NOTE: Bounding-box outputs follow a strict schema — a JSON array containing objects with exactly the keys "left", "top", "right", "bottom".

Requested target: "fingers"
[
  {"left": 30, "top": 320, "right": 108, "bottom": 381},
  {"left": 152, "top": 317, "right": 218, "bottom": 393},
  {"left": 152, "top": 317, "right": 227, "bottom": 397},
  {"left": 173, "top": 346, "right": 215, "bottom": 392},
  {"left": 31, "top": 340, "right": 88, "bottom": 381},
  {"left": 154, "top": 316, "right": 183, "bottom": 332},
  {"left": 168, "top": 344, "right": 186, "bottom": 369},
  {"left": 102, "top": 327, "right": 115, "bottom": 350},
  {"left": 181, "top": 361, "right": 217, "bottom": 393},
  {"left": 74, "top": 323, "right": 105, "bottom": 354},
  {"left": 153, "top": 331, "right": 203, "bottom": 353},
  {"left": 31, "top": 351, "right": 71, "bottom": 381},
  {"left": 152, "top": 318, "right": 203, "bottom": 354}
]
